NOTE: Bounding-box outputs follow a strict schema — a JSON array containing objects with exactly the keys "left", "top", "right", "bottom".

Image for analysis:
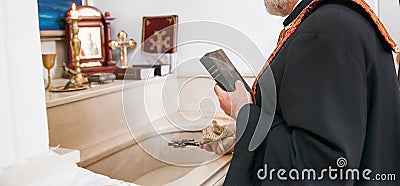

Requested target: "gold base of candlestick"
[
  {"left": 70, "top": 72, "right": 90, "bottom": 90},
  {"left": 45, "top": 84, "right": 54, "bottom": 90},
  {"left": 49, "top": 77, "right": 90, "bottom": 93},
  {"left": 74, "top": 73, "right": 87, "bottom": 85},
  {"left": 60, "top": 63, "right": 90, "bottom": 92},
  {"left": 50, "top": 85, "right": 89, "bottom": 92}
]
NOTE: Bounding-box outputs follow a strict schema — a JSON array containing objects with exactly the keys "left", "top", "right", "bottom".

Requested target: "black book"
[{"left": 200, "top": 49, "right": 251, "bottom": 92}]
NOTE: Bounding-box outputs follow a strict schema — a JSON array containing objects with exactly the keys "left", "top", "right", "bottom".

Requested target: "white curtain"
[{"left": 0, "top": 0, "right": 49, "bottom": 172}]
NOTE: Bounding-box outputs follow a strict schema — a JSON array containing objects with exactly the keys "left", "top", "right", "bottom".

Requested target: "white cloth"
[{"left": 72, "top": 167, "right": 138, "bottom": 186}]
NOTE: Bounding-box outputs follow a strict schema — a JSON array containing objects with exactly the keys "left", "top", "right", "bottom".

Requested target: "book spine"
[{"left": 115, "top": 68, "right": 141, "bottom": 80}]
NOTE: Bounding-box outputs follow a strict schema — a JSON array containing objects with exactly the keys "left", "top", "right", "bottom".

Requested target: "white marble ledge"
[
  {"left": 50, "top": 147, "right": 80, "bottom": 164},
  {"left": 45, "top": 75, "right": 168, "bottom": 108},
  {"left": 167, "top": 154, "right": 232, "bottom": 186}
]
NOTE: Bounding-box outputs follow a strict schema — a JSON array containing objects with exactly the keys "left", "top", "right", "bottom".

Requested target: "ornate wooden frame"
[{"left": 65, "top": 6, "right": 116, "bottom": 75}]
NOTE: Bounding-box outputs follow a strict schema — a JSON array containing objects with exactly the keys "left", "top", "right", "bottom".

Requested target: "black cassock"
[{"left": 224, "top": 0, "right": 400, "bottom": 185}]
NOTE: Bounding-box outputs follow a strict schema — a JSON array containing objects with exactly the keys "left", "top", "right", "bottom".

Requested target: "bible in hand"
[{"left": 200, "top": 49, "right": 251, "bottom": 92}]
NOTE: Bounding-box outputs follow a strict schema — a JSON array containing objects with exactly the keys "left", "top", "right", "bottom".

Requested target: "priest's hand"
[
  {"left": 201, "top": 123, "right": 236, "bottom": 155},
  {"left": 214, "top": 81, "right": 253, "bottom": 119}
]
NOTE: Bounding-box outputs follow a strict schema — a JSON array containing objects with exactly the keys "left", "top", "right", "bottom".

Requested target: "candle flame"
[{"left": 72, "top": 3, "right": 76, "bottom": 11}]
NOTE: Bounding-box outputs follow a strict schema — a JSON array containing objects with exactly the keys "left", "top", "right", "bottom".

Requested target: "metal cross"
[
  {"left": 168, "top": 139, "right": 203, "bottom": 148},
  {"left": 109, "top": 30, "right": 137, "bottom": 68}
]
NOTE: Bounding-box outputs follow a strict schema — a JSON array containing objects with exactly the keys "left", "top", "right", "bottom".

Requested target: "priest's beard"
[{"left": 264, "top": 0, "right": 293, "bottom": 17}]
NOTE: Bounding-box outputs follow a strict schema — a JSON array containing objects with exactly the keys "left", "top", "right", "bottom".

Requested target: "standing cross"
[{"left": 109, "top": 30, "right": 137, "bottom": 68}]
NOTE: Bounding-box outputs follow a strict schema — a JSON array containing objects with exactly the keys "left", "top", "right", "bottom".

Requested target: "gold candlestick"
[
  {"left": 42, "top": 54, "right": 56, "bottom": 90},
  {"left": 70, "top": 3, "right": 87, "bottom": 85}
]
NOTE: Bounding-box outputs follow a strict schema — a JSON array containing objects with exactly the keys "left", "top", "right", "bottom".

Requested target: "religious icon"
[
  {"left": 78, "top": 27, "right": 102, "bottom": 59},
  {"left": 65, "top": 5, "right": 116, "bottom": 76}
]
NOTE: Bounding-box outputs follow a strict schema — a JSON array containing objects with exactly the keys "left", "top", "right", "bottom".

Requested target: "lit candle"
[{"left": 70, "top": 3, "right": 79, "bottom": 19}]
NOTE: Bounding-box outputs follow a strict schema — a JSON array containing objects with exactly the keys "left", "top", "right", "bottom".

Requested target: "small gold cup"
[{"left": 42, "top": 54, "right": 56, "bottom": 90}]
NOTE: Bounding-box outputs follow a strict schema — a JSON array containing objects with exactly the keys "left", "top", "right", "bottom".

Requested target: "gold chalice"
[{"left": 42, "top": 54, "right": 56, "bottom": 90}]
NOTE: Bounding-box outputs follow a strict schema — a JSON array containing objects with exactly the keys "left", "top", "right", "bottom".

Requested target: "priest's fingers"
[
  {"left": 232, "top": 81, "right": 252, "bottom": 103},
  {"left": 225, "top": 122, "right": 236, "bottom": 131},
  {"left": 214, "top": 84, "right": 233, "bottom": 116},
  {"left": 211, "top": 141, "right": 224, "bottom": 155},
  {"left": 202, "top": 144, "right": 213, "bottom": 152},
  {"left": 202, "top": 143, "right": 221, "bottom": 154},
  {"left": 214, "top": 84, "right": 228, "bottom": 98}
]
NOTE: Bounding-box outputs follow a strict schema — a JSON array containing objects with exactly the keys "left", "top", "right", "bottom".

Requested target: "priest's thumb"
[{"left": 234, "top": 81, "right": 246, "bottom": 91}]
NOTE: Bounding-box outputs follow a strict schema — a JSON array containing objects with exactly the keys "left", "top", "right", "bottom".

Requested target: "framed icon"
[{"left": 65, "top": 5, "right": 116, "bottom": 75}]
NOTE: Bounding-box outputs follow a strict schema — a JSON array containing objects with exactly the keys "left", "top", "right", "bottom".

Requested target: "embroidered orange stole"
[{"left": 251, "top": 0, "right": 399, "bottom": 102}]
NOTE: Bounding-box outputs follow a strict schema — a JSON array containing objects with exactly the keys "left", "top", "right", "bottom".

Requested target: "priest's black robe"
[{"left": 224, "top": 0, "right": 400, "bottom": 185}]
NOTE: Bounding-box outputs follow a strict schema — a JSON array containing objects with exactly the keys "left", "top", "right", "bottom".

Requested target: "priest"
[{"left": 203, "top": 0, "right": 400, "bottom": 185}]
